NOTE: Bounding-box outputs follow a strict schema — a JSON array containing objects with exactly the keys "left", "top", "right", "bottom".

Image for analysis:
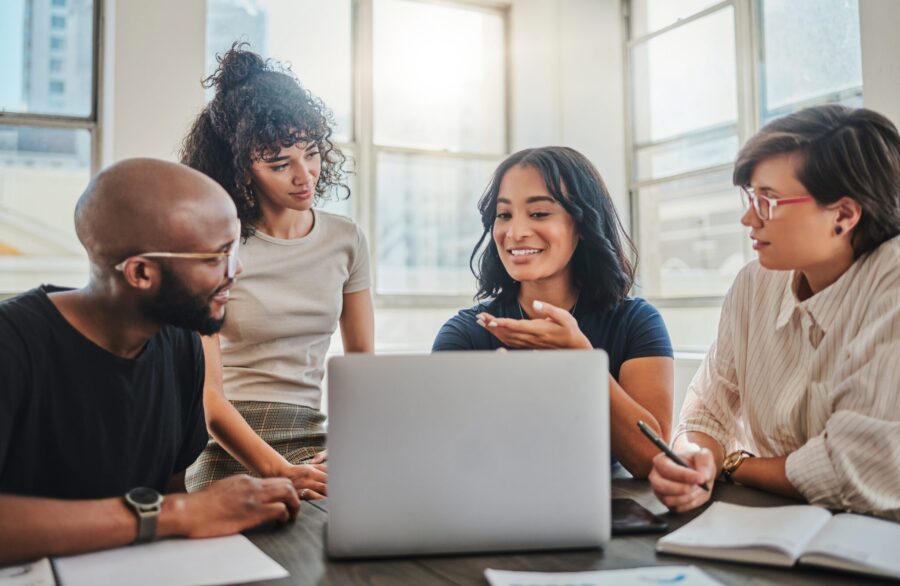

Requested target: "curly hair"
[
  {"left": 180, "top": 43, "right": 349, "bottom": 239},
  {"left": 471, "top": 147, "right": 636, "bottom": 311}
]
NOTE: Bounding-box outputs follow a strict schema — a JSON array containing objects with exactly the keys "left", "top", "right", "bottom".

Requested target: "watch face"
[{"left": 128, "top": 487, "right": 161, "bottom": 506}]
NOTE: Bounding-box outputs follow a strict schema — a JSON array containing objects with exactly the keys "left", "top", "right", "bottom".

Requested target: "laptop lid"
[{"left": 326, "top": 350, "right": 611, "bottom": 558}]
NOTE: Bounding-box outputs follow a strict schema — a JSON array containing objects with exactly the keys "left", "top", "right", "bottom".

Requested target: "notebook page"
[
  {"left": 800, "top": 513, "right": 900, "bottom": 580},
  {"left": 657, "top": 502, "right": 832, "bottom": 562},
  {"left": 52, "top": 534, "right": 287, "bottom": 586}
]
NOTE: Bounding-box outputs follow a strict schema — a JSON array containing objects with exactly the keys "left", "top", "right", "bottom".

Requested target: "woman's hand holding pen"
[{"left": 648, "top": 444, "right": 717, "bottom": 513}]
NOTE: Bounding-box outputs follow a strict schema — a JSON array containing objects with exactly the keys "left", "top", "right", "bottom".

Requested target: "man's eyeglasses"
[
  {"left": 740, "top": 186, "right": 814, "bottom": 221},
  {"left": 114, "top": 238, "right": 240, "bottom": 279}
]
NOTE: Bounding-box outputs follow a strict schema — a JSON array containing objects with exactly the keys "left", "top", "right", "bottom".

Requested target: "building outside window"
[{"left": 0, "top": 0, "right": 97, "bottom": 293}]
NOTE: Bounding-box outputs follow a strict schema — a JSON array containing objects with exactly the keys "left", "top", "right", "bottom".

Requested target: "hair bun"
[{"left": 206, "top": 42, "right": 267, "bottom": 93}]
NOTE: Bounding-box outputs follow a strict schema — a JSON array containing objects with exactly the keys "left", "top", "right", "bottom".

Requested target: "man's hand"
[
  {"left": 648, "top": 445, "right": 717, "bottom": 513},
  {"left": 172, "top": 475, "right": 300, "bottom": 538},
  {"left": 476, "top": 300, "right": 591, "bottom": 349}
]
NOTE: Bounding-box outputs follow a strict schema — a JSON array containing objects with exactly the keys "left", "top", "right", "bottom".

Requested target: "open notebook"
[{"left": 657, "top": 502, "right": 900, "bottom": 580}]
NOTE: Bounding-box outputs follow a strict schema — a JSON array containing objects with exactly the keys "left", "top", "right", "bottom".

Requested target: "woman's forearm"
[
  {"left": 609, "top": 377, "right": 667, "bottom": 478},
  {"left": 205, "top": 393, "right": 288, "bottom": 478},
  {"left": 731, "top": 455, "right": 803, "bottom": 499}
]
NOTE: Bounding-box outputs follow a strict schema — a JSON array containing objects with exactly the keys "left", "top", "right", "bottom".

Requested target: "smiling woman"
[{"left": 433, "top": 147, "right": 675, "bottom": 479}]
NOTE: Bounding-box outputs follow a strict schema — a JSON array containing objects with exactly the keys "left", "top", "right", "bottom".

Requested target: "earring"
[
  {"left": 244, "top": 185, "right": 256, "bottom": 209},
  {"left": 835, "top": 225, "right": 843, "bottom": 235}
]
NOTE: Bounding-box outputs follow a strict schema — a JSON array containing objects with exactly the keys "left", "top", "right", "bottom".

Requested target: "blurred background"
[{"left": 1, "top": 0, "right": 897, "bottom": 411}]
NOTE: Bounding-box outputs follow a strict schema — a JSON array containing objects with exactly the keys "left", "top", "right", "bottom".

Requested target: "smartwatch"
[{"left": 124, "top": 487, "right": 164, "bottom": 544}]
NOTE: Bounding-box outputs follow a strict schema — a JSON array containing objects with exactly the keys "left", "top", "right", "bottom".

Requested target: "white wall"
[
  {"left": 101, "top": 0, "right": 206, "bottom": 165},
  {"left": 860, "top": 0, "right": 900, "bottom": 127},
  {"left": 510, "top": 0, "right": 628, "bottom": 216}
]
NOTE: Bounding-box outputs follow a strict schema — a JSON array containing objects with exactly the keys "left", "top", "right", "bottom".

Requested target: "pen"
[{"left": 637, "top": 420, "right": 710, "bottom": 492}]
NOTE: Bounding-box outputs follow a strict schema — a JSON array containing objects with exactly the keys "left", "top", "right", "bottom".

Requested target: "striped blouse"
[{"left": 676, "top": 235, "right": 900, "bottom": 520}]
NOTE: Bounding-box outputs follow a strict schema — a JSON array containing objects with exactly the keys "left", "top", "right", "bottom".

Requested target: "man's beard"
[{"left": 144, "top": 264, "right": 228, "bottom": 335}]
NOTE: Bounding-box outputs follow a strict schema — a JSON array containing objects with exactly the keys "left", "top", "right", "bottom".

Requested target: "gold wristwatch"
[{"left": 720, "top": 450, "right": 755, "bottom": 483}]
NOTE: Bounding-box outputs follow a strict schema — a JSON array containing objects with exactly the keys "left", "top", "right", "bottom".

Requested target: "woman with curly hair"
[
  {"left": 180, "top": 45, "right": 373, "bottom": 498},
  {"left": 433, "top": 146, "right": 674, "bottom": 478}
]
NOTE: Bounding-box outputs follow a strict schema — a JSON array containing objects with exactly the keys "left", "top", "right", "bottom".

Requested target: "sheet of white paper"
[
  {"left": 656, "top": 502, "right": 831, "bottom": 560},
  {"left": 53, "top": 534, "right": 287, "bottom": 586},
  {"left": 0, "top": 559, "right": 56, "bottom": 586},
  {"left": 484, "top": 565, "right": 723, "bottom": 586}
]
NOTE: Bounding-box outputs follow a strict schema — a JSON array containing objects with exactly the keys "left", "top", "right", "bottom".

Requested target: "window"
[
  {"left": 373, "top": 0, "right": 506, "bottom": 296},
  {"left": 206, "top": 0, "right": 508, "bottom": 300},
  {"left": 51, "top": 15, "right": 66, "bottom": 29},
  {"left": 52, "top": 0, "right": 67, "bottom": 6},
  {"left": 626, "top": 0, "right": 862, "bottom": 302},
  {"left": 0, "top": 0, "right": 98, "bottom": 293},
  {"left": 50, "top": 36, "right": 65, "bottom": 50}
]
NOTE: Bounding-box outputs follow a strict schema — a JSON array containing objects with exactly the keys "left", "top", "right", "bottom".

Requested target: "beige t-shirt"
[{"left": 220, "top": 210, "right": 371, "bottom": 409}]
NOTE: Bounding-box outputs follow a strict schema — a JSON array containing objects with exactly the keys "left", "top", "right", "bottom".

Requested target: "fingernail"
[
  {"left": 476, "top": 319, "right": 485, "bottom": 327},
  {"left": 532, "top": 300, "right": 543, "bottom": 311},
  {"left": 488, "top": 321, "right": 498, "bottom": 328}
]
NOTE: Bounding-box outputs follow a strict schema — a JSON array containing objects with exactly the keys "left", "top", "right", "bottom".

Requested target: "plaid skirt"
[{"left": 185, "top": 401, "right": 326, "bottom": 493}]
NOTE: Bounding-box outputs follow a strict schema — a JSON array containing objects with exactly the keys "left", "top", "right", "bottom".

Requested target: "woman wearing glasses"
[
  {"left": 433, "top": 146, "right": 674, "bottom": 478},
  {"left": 649, "top": 105, "right": 900, "bottom": 520},
  {"left": 179, "top": 45, "right": 374, "bottom": 498}
]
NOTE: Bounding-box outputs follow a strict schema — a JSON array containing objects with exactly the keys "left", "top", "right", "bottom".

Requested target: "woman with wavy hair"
[
  {"left": 433, "top": 146, "right": 674, "bottom": 478},
  {"left": 180, "top": 45, "right": 373, "bottom": 498}
]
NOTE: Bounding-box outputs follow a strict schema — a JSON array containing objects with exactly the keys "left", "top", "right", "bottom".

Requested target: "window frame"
[
  {"left": 0, "top": 0, "right": 103, "bottom": 176},
  {"left": 348, "top": 0, "right": 512, "bottom": 308},
  {"left": 623, "top": 0, "right": 863, "bottom": 306}
]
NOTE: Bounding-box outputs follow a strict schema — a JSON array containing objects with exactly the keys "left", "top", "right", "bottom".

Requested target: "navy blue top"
[{"left": 432, "top": 297, "right": 673, "bottom": 380}]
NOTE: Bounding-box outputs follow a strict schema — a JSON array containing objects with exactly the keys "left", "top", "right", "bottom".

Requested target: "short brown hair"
[{"left": 734, "top": 105, "right": 900, "bottom": 257}]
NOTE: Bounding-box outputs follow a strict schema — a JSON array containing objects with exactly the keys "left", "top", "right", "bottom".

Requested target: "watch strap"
[{"left": 135, "top": 508, "right": 159, "bottom": 544}]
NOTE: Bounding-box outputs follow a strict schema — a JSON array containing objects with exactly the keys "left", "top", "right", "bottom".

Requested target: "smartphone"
[{"left": 611, "top": 498, "right": 668, "bottom": 534}]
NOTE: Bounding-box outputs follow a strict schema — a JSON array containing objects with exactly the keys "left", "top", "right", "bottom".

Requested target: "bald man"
[{"left": 0, "top": 159, "right": 299, "bottom": 565}]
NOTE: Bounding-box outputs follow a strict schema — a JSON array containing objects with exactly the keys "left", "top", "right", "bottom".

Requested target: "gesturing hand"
[
  {"left": 179, "top": 474, "right": 301, "bottom": 538},
  {"left": 476, "top": 300, "right": 592, "bottom": 350}
]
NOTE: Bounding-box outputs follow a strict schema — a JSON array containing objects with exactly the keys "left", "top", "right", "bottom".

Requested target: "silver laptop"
[{"left": 326, "top": 350, "right": 611, "bottom": 558}]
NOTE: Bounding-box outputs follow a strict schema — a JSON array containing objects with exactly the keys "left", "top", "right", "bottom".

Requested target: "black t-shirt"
[
  {"left": 0, "top": 286, "right": 208, "bottom": 499},
  {"left": 432, "top": 297, "right": 673, "bottom": 380}
]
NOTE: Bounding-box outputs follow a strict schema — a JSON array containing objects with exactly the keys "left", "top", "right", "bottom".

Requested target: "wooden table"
[{"left": 245, "top": 480, "right": 889, "bottom": 585}]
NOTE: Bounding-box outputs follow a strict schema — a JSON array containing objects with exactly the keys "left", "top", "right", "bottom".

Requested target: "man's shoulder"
[{"left": 0, "top": 287, "right": 55, "bottom": 339}]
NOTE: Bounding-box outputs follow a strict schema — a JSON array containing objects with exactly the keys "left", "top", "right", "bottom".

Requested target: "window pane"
[
  {"left": 206, "top": 0, "right": 353, "bottom": 142},
  {"left": 373, "top": 0, "right": 505, "bottom": 153},
  {"left": 0, "top": 126, "right": 90, "bottom": 293},
  {"left": 636, "top": 170, "right": 748, "bottom": 298},
  {"left": 376, "top": 152, "right": 497, "bottom": 295},
  {"left": 635, "top": 125, "right": 738, "bottom": 182},
  {"left": 760, "top": 0, "right": 862, "bottom": 116},
  {"left": 630, "top": 0, "right": 723, "bottom": 38},
  {"left": 0, "top": 0, "right": 94, "bottom": 117},
  {"left": 632, "top": 7, "right": 737, "bottom": 146}
]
